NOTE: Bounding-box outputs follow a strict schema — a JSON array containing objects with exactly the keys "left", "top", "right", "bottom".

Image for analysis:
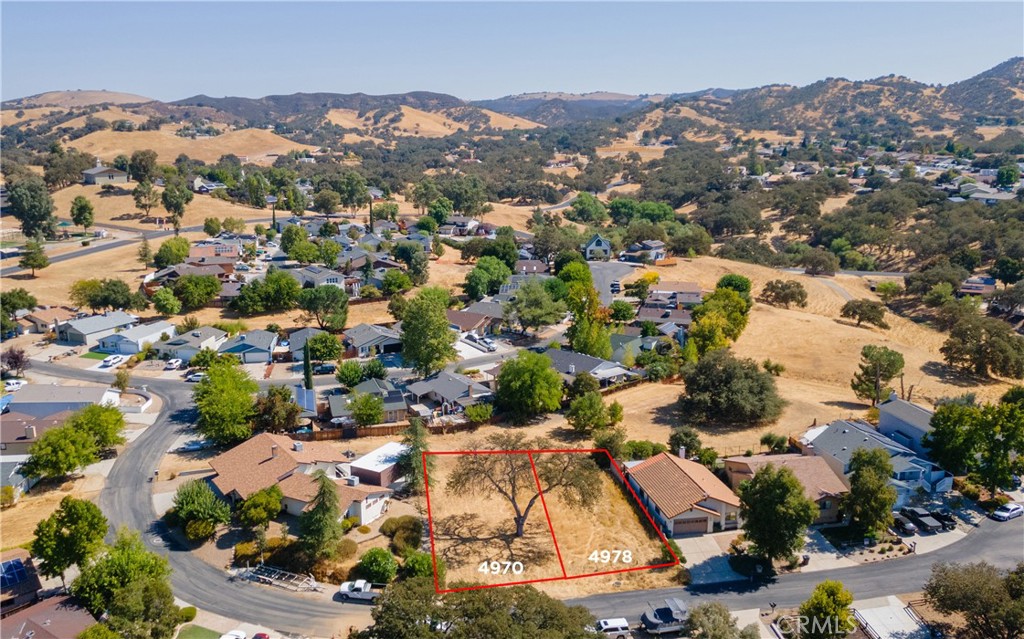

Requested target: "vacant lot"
[{"left": 68, "top": 125, "right": 317, "bottom": 164}]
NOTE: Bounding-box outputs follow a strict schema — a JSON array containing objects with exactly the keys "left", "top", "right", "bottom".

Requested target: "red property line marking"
[
  {"left": 528, "top": 453, "right": 568, "bottom": 580},
  {"left": 423, "top": 448, "right": 680, "bottom": 593}
]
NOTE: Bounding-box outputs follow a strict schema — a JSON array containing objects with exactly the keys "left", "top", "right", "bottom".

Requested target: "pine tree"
[
  {"left": 299, "top": 469, "right": 343, "bottom": 560},
  {"left": 19, "top": 235, "right": 50, "bottom": 276},
  {"left": 137, "top": 237, "right": 153, "bottom": 268}
]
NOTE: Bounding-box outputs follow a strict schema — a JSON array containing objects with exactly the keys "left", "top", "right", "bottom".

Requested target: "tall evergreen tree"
[{"left": 300, "top": 469, "right": 343, "bottom": 561}]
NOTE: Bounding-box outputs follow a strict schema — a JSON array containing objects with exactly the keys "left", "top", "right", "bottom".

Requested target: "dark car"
[
  {"left": 313, "top": 363, "right": 336, "bottom": 375},
  {"left": 892, "top": 512, "right": 918, "bottom": 535},
  {"left": 928, "top": 509, "right": 958, "bottom": 531},
  {"left": 900, "top": 507, "right": 942, "bottom": 533}
]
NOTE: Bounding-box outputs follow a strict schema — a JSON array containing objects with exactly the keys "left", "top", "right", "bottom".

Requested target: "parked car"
[
  {"left": 339, "top": 579, "right": 385, "bottom": 602},
  {"left": 479, "top": 337, "right": 497, "bottom": 352},
  {"left": 253, "top": 634, "right": 270, "bottom": 639},
  {"left": 991, "top": 503, "right": 1024, "bottom": 521},
  {"left": 592, "top": 618, "right": 632, "bottom": 638},
  {"left": 165, "top": 359, "right": 183, "bottom": 370},
  {"left": 185, "top": 372, "right": 207, "bottom": 383},
  {"left": 464, "top": 332, "right": 480, "bottom": 343},
  {"left": 313, "top": 362, "right": 336, "bottom": 375},
  {"left": 219, "top": 632, "right": 247, "bottom": 639},
  {"left": 610, "top": 280, "right": 622, "bottom": 293},
  {"left": 928, "top": 509, "right": 958, "bottom": 531},
  {"left": 892, "top": 512, "right": 918, "bottom": 535},
  {"left": 640, "top": 598, "right": 688, "bottom": 635},
  {"left": 101, "top": 354, "right": 125, "bottom": 367},
  {"left": 4, "top": 379, "right": 26, "bottom": 392},
  {"left": 900, "top": 507, "right": 943, "bottom": 533},
  {"left": 176, "top": 439, "right": 213, "bottom": 453}
]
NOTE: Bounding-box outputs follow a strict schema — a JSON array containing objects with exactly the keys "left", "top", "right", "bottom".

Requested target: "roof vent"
[
  {"left": 842, "top": 429, "right": 849, "bottom": 434},
  {"left": 293, "top": 441, "right": 304, "bottom": 452},
  {"left": 192, "top": 331, "right": 201, "bottom": 337}
]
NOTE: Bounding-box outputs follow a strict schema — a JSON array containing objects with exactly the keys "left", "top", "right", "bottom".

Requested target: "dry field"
[
  {"left": 68, "top": 125, "right": 317, "bottom": 164},
  {"left": 326, "top": 106, "right": 540, "bottom": 139},
  {"left": 478, "top": 109, "right": 543, "bottom": 131},
  {"left": 0, "top": 106, "right": 65, "bottom": 126},
  {"left": 46, "top": 184, "right": 276, "bottom": 232},
  {"left": 0, "top": 475, "right": 105, "bottom": 550},
  {"left": 59, "top": 106, "right": 151, "bottom": 129}
]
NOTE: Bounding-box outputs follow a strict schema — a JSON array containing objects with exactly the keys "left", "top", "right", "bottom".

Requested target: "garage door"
[{"left": 673, "top": 518, "right": 708, "bottom": 536}]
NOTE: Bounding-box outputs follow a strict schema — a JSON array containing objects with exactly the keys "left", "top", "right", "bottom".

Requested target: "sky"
[{"left": 2, "top": 1, "right": 1022, "bottom": 102}]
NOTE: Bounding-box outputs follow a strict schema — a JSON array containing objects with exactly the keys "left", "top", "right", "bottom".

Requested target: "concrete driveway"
[
  {"left": 677, "top": 532, "right": 744, "bottom": 585},
  {"left": 800, "top": 529, "right": 857, "bottom": 573},
  {"left": 589, "top": 260, "right": 636, "bottom": 305}
]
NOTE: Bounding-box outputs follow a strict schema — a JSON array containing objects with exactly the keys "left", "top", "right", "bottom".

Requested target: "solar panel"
[{"left": 1, "top": 558, "right": 28, "bottom": 588}]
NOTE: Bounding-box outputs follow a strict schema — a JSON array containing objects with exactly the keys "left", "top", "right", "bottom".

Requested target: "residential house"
[
  {"left": 0, "top": 460, "right": 37, "bottom": 504},
  {"left": 876, "top": 393, "right": 935, "bottom": 458},
  {"left": 56, "top": 311, "right": 137, "bottom": 346},
  {"left": 349, "top": 442, "right": 408, "bottom": 487},
  {"left": 542, "top": 348, "right": 636, "bottom": 386},
  {"left": 6, "top": 385, "right": 119, "bottom": 419},
  {"left": 209, "top": 433, "right": 392, "bottom": 525},
  {"left": 21, "top": 307, "right": 77, "bottom": 334},
  {"left": 621, "top": 240, "right": 667, "bottom": 263},
  {"left": 447, "top": 216, "right": 479, "bottom": 236},
  {"left": 218, "top": 282, "right": 243, "bottom": 307},
  {"left": 582, "top": 234, "right": 612, "bottom": 260},
  {"left": 723, "top": 454, "right": 849, "bottom": 524},
  {"left": 82, "top": 162, "right": 128, "bottom": 185},
  {"left": 218, "top": 330, "right": 278, "bottom": 364},
  {"left": 609, "top": 333, "right": 659, "bottom": 366},
  {"left": 646, "top": 281, "right": 704, "bottom": 308},
  {"left": 796, "top": 419, "right": 953, "bottom": 508},
  {"left": 1, "top": 411, "right": 74, "bottom": 455},
  {"left": 958, "top": 276, "right": 997, "bottom": 297},
  {"left": 0, "top": 549, "right": 42, "bottom": 617},
  {"left": 625, "top": 452, "right": 741, "bottom": 537},
  {"left": 1, "top": 595, "right": 98, "bottom": 637},
  {"left": 153, "top": 326, "right": 228, "bottom": 362},
  {"left": 287, "top": 327, "right": 326, "bottom": 362},
  {"left": 328, "top": 379, "right": 409, "bottom": 424},
  {"left": 403, "top": 231, "right": 434, "bottom": 253},
  {"left": 407, "top": 371, "right": 492, "bottom": 412},
  {"left": 447, "top": 309, "right": 500, "bottom": 335},
  {"left": 189, "top": 243, "right": 241, "bottom": 260},
  {"left": 191, "top": 177, "right": 228, "bottom": 193},
  {"left": 342, "top": 323, "right": 402, "bottom": 358},
  {"left": 634, "top": 306, "right": 693, "bottom": 327},
  {"left": 97, "top": 320, "right": 176, "bottom": 355},
  {"left": 514, "top": 260, "right": 548, "bottom": 275}
]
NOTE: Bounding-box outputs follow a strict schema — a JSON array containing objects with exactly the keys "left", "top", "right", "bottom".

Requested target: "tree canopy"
[
  {"left": 679, "top": 350, "right": 785, "bottom": 426},
  {"left": 738, "top": 464, "right": 817, "bottom": 561},
  {"left": 495, "top": 350, "right": 564, "bottom": 425},
  {"left": 400, "top": 287, "right": 456, "bottom": 377}
]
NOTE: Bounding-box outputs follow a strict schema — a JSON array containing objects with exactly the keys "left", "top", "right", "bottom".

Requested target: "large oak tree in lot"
[
  {"left": 738, "top": 464, "right": 817, "bottom": 561},
  {"left": 32, "top": 496, "right": 108, "bottom": 587},
  {"left": 679, "top": 349, "right": 785, "bottom": 426},
  {"left": 495, "top": 350, "right": 564, "bottom": 425},
  {"left": 941, "top": 315, "right": 1024, "bottom": 378},
  {"left": 446, "top": 434, "right": 601, "bottom": 538},
  {"left": 925, "top": 561, "right": 1024, "bottom": 639}
]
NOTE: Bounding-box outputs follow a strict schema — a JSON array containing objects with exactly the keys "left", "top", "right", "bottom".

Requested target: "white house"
[
  {"left": 97, "top": 321, "right": 176, "bottom": 355},
  {"left": 153, "top": 326, "right": 228, "bottom": 362},
  {"left": 582, "top": 234, "right": 612, "bottom": 260},
  {"left": 57, "top": 312, "right": 138, "bottom": 346}
]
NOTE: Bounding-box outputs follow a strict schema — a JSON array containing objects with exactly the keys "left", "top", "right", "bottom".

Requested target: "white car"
[
  {"left": 218, "top": 632, "right": 247, "bottom": 639},
  {"left": 593, "top": 618, "right": 632, "bottom": 638},
  {"left": 185, "top": 372, "right": 207, "bottom": 383},
  {"left": 4, "top": 379, "right": 26, "bottom": 392},
  {"left": 101, "top": 354, "right": 125, "bottom": 367},
  {"left": 165, "top": 359, "right": 183, "bottom": 370},
  {"left": 991, "top": 503, "right": 1024, "bottom": 521}
]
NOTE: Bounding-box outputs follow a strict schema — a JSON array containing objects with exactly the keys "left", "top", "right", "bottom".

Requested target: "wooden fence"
[{"left": 289, "top": 419, "right": 481, "bottom": 441}]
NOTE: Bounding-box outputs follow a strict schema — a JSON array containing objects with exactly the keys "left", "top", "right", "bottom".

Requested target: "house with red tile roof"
[
  {"left": 624, "top": 452, "right": 741, "bottom": 537},
  {"left": 723, "top": 454, "right": 849, "bottom": 524},
  {"left": 209, "top": 433, "right": 392, "bottom": 525}
]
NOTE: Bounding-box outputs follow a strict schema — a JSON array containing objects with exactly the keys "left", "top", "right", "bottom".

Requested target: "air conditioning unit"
[{"left": 347, "top": 476, "right": 360, "bottom": 486}]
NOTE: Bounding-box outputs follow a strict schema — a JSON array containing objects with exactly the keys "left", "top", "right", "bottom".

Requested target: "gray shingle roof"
[
  {"left": 878, "top": 396, "right": 933, "bottom": 432},
  {"left": 808, "top": 420, "right": 923, "bottom": 474},
  {"left": 159, "top": 326, "right": 227, "bottom": 349},
  {"left": 343, "top": 324, "right": 400, "bottom": 349},
  {"left": 287, "top": 327, "right": 325, "bottom": 353},
  {"left": 61, "top": 311, "right": 136, "bottom": 335},
  {"left": 219, "top": 330, "right": 277, "bottom": 353},
  {"left": 406, "top": 371, "right": 491, "bottom": 404}
]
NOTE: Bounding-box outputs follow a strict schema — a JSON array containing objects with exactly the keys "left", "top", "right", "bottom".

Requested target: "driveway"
[
  {"left": 677, "top": 532, "right": 744, "bottom": 585},
  {"left": 799, "top": 529, "right": 857, "bottom": 573},
  {"left": 589, "top": 260, "right": 636, "bottom": 305}
]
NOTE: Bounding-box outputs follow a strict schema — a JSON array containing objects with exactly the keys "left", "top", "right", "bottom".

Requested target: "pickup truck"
[
  {"left": 928, "top": 509, "right": 958, "bottom": 531},
  {"left": 338, "top": 579, "right": 385, "bottom": 602},
  {"left": 900, "top": 507, "right": 942, "bottom": 533},
  {"left": 640, "top": 598, "right": 688, "bottom": 635}
]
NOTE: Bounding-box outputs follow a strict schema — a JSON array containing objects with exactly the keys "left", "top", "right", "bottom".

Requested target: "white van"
[
  {"left": 101, "top": 354, "right": 124, "bottom": 367},
  {"left": 593, "top": 618, "right": 632, "bottom": 638}
]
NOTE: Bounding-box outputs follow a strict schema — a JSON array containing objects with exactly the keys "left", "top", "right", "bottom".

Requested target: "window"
[{"left": 821, "top": 500, "right": 832, "bottom": 510}]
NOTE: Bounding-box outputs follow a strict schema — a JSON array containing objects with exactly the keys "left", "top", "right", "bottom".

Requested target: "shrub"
[
  {"left": 380, "top": 516, "right": 422, "bottom": 555},
  {"left": 337, "top": 538, "right": 358, "bottom": 560},
  {"left": 341, "top": 519, "right": 354, "bottom": 534},
  {"left": 178, "top": 606, "right": 197, "bottom": 623},
  {"left": 662, "top": 538, "right": 683, "bottom": 564},
  {"left": 960, "top": 482, "right": 981, "bottom": 501},
  {"left": 463, "top": 403, "right": 493, "bottom": 424},
  {"left": 0, "top": 486, "right": 14, "bottom": 508},
  {"left": 357, "top": 525, "right": 371, "bottom": 534},
  {"left": 356, "top": 547, "right": 398, "bottom": 583},
  {"left": 184, "top": 519, "right": 216, "bottom": 542}
]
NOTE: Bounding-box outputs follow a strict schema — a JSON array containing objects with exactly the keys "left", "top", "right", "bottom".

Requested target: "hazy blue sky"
[{"left": 3, "top": 2, "right": 1021, "bottom": 102}]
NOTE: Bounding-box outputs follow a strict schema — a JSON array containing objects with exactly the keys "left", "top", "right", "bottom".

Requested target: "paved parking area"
[
  {"left": 853, "top": 596, "right": 930, "bottom": 639},
  {"left": 589, "top": 261, "right": 637, "bottom": 305}
]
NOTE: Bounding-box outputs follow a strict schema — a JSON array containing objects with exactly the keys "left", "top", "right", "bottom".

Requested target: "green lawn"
[
  {"left": 80, "top": 351, "right": 108, "bottom": 360},
  {"left": 177, "top": 626, "right": 220, "bottom": 639}
]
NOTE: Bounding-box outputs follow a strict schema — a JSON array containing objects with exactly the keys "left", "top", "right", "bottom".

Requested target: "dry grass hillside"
[
  {"left": 326, "top": 105, "right": 541, "bottom": 138},
  {"left": 59, "top": 106, "right": 152, "bottom": 129},
  {"left": 0, "top": 106, "right": 65, "bottom": 126},
  {"left": 611, "top": 257, "right": 1014, "bottom": 455},
  {"left": 8, "top": 90, "right": 155, "bottom": 108},
  {"left": 67, "top": 125, "right": 317, "bottom": 164}
]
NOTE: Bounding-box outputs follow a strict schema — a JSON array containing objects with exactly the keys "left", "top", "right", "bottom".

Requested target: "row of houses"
[{"left": 624, "top": 394, "right": 952, "bottom": 538}]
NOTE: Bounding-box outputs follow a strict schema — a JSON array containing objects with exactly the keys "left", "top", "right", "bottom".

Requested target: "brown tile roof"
[
  {"left": 446, "top": 309, "right": 490, "bottom": 332},
  {"left": 209, "top": 433, "right": 347, "bottom": 500},
  {"left": 0, "top": 411, "right": 74, "bottom": 445},
  {"left": 723, "top": 454, "right": 849, "bottom": 502},
  {"left": 278, "top": 473, "right": 390, "bottom": 512},
  {"left": 1, "top": 596, "right": 96, "bottom": 639},
  {"left": 627, "top": 452, "right": 739, "bottom": 518},
  {"left": 25, "top": 307, "right": 77, "bottom": 325},
  {"left": 652, "top": 281, "right": 702, "bottom": 294}
]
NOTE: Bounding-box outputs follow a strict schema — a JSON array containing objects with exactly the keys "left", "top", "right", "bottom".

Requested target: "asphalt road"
[
  {"left": 590, "top": 260, "right": 637, "bottom": 305},
  {"left": 570, "top": 515, "right": 1024, "bottom": 621},
  {"left": 31, "top": 360, "right": 1024, "bottom": 636}
]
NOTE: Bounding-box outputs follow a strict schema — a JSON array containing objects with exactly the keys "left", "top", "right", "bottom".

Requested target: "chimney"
[
  {"left": 95, "top": 158, "right": 103, "bottom": 168},
  {"left": 677, "top": 446, "right": 686, "bottom": 460},
  {"left": 270, "top": 444, "right": 278, "bottom": 459},
  {"left": 26, "top": 424, "right": 37, "bottom": 440},
  {"left": 468, "top": 383, "right": 473, "bottom": 399}
]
